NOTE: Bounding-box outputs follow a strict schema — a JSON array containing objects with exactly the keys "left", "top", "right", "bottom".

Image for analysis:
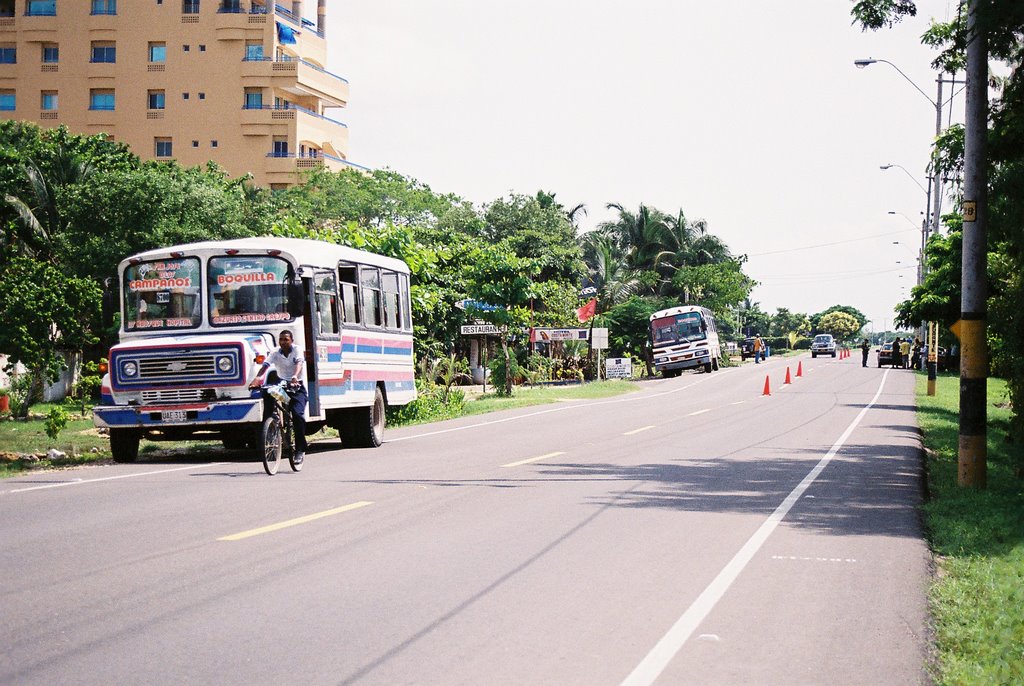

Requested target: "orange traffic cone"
[
  {"left": 762, "top": 375, "right": 771, "bottom": 396},
  {"left": 796, "top": 361, "right": 803, "bottom": 377},
  {"left": 784, "top": 367, "right": 792, "bottom": 384}
]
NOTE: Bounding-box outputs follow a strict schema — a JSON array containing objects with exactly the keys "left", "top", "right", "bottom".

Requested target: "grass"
[
  {"left": 916, "top": 373, "right": 1024, "bottom": 684},
  {"left": 460, "top": 379, "right": 637, "bottom": 417}
]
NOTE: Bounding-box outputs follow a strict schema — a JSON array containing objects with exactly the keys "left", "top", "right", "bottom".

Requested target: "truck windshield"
[
  {"left": 208, "top": 256, "right": 295, "bottom": 326},
  {"left": 652, "top": 312, "right": 705, "bottom": 344},
  {"left": 123, "top": 258, "right": 202, "bottom": 331}
]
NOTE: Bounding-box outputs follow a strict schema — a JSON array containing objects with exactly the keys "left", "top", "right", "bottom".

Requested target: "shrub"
[
  {"left": 45, "top": 405, "right": 70, "bottom": 440},
  {"left": 386, "top": 380, "right": 466, "bottom": 426}
]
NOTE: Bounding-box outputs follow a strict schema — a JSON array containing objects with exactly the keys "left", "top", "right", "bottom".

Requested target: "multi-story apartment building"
[{"left": 0, "top": 0, "right": 355, "bottom": 187}]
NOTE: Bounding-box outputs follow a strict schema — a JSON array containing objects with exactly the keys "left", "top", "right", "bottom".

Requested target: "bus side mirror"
[
  {"left": 287, "top": 280, "right": 305, "bottom": 318},
  {"left": 102, "top": 277, "right": 116, "bottom": 329}
]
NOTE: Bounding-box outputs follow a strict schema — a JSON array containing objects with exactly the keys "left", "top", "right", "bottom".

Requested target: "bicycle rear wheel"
[
  {"left": 261, "top": 415, "right": 282, "bottom": 475},
  {"left": 286, "top": 420, "right": 303, "bottom": 472}
]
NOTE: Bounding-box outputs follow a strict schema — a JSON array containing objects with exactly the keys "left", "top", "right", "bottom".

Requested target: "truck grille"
[
  {"left": 141, "top": 389, "right": 204, "bottom": 404},
  {"left": 112, "top": 345, "right": 243, "bottom": 389},
  {"left": 139, "top": 355, "right": 217, "bottom": 380}
]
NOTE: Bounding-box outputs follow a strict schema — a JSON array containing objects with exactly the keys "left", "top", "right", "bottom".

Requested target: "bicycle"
[{"left": 259, "top": 380, "right": 303, "bottom": 475}]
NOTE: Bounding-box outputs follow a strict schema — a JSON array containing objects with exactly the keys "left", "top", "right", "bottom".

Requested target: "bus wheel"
[
  {"left": 712, "top": 357, "right": 720, "bottom": 371},
  {"left": 342, "top": 387, "right": 385, "bottom": 448},
  {"left": 703, "top": 361, "right": 713, "bottom": 373},
  {"left": 110, "top": 429, "right": 140, "bottom": 463}
]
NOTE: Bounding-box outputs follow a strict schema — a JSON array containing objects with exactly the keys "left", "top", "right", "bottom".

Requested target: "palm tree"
[
  {"left": 598, "top": 203, "right": 670, "bottom": 274},
  {"left": 4, "top": 145, "right": 94, "bottom": 262},
  {"left": 581, "top": 232, "right": 642, "bottom": 313}
]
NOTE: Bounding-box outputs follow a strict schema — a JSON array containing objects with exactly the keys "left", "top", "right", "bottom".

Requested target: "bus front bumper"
[
  {"left": 655, "top": 349, "right": 710, "bottom": 372},
  {"left": 93, "top": 399, "right": 262, "bottom": 429}
]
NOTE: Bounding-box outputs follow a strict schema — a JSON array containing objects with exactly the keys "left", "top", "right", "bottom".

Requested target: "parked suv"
[
  {"left": 739, "top": 337, "right": 756, "bottom": 360},
  {"left": 811, "top": 334, "right": 837, "bottom": 358}
]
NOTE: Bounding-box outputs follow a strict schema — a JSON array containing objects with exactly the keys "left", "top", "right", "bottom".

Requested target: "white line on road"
[
  {"left": 620, "top": 369, "right": 891, "bottom": 686},
  {"left": 687, "top": 409, "right": 711, "bottom": 416},
  {"left": 624, "top": 425, "right": 656, "bottom": 436},
  {"left": 387, "top": 374, "right": 718, "bottom": 445},
  {"left": 501, "top": 451, "right": 565, "bottom": 468},
  {"left": 6, "top": 463, "right": 230, "bottom": 493}
]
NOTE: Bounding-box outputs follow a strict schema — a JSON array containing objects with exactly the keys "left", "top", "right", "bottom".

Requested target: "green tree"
[
  {"left": 0, "top": 257, "right": 101, "bottom": 417},
  {"left": 464, "top": 245, "right": 540, "bottom": 396},
  {"left": 817, "top": 311, "right": 862, "bottom": 341},
  {"left": 811, "top": 305, "right": 867, "bottom": 333},
  {"left": 672, "top": 261, "right": 755, "bottom": 314}
]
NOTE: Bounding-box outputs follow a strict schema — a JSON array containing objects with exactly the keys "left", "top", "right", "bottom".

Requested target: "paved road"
[{"left": 0, "top": 353, "right": 930, "bottom": 685}]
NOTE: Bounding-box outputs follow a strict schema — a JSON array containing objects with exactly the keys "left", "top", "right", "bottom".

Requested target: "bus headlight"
[
  {"left": 122, "top": 361, "right": 138, "bottom": 378},
  {"left": 217, "top": 356, "right": 234, "bottom": 373}
]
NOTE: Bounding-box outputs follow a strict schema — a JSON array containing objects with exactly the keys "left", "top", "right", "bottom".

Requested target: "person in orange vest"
[{"left": 753, "top": 334, "right": 765, "bottom": 364}]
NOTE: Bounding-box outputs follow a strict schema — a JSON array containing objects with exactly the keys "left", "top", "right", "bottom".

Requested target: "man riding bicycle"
[{"left": 249, "top": 329, "right": 307, "bottom": 466}]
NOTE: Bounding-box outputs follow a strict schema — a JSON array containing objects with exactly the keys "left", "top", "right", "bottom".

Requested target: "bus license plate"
[{"left": 162, "top": 410, "right": 187, "bottom": 422}]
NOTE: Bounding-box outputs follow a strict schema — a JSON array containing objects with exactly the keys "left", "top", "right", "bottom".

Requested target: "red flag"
[{"left": 576, "top": 298, "right": 597, "bottom": 322}]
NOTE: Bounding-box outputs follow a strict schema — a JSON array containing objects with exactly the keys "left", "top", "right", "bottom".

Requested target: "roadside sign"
[
  {"left": 591, "top": 327, "right": 609, "bottom": 349},
  {"left": 605, "top": 357, "right": 632, "bottom": 379},
  {"left": 530, "top": 328, "right": 589, "bottom": 343},
  {"left": 460, "top": 325, "right": 505, "bottom": 335}
]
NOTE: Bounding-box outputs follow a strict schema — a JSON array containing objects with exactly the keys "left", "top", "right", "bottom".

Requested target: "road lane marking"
[
  {"left": 386, "top": 374, "right": 719, "bottom": 444},
  {"left": 729, "top": 401, "right": 746, "bottom": 406},
  {"left": 620, "top": 370, "right": 891, "bottom": 686},
  {"left": 218, "top": 501, "right": 373, "bottom": 541},
  {"left": 7, "top": 463, "right": 230, "bottom": 493},
  {"left": 687, "top": 409, "right": 711, "bottom": 416},
  {"left": 623, "top": 425, "right": 656, "bottom": 436},
  {"left": 501, "top": 451, "right": 565, "bottom": 468}
]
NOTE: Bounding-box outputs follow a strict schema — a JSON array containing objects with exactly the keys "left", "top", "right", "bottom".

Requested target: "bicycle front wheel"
[{"left": 261, "top": 415, "right": 282, "bottom": 475}]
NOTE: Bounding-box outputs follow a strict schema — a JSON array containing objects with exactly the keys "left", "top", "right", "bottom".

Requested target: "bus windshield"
[
  {"left": 208, "top": 256, "right": 295, "bottom": 326},
  {"left": 123, "top": 258, "right": 202, "bottom": 331},
  {"left": 652, "top": 312, "right": 705, "bottom": 344}
]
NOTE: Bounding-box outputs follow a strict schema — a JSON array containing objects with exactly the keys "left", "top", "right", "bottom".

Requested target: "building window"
[
  {"left": 210, "top": 140, "right": 217, "bottom": 147},
  {"left": 243, "top": 88, "right": 262, "bottom": 109},
  {"left": 42, "top": 44, "right": 58, "bottom": 63},
  {"left": 90, "top": 0, "right": 115, "bottom": 15},
  {"left": 0, "top": 46, "right": 15, "bottom": 64},
  {"left": 198, "top": 92, "right": 205, "bottom": 100},
  {"left": 90, "top": 42, "right": 116, "bottom": 63},
  {"left": 147, "top": 90, "right": 165, "bottom": 109},
  {"left": 191, "top": 140, "right": 198, "bottom": 147},
  {"left": 0, "top": 0, "right": 12, "bottom": 17},
  {"left": 244, "top": 42, "right": 263, "bottom": 61},
  {"left": 40, "top": 91, "right": 57, "bottom": 110},
  {"left": 182, "top": 44, "right": 190, "bottom": 52},
  {"left": 219, "top": 0, "right": 240, "bottom": 12},
  {"left": 89, "top": 89, "right": 114, "bottom": 110},
  {"left": 155, "top": 138, "right": 172, "bottom": 157},
  {"left": 182, "top": 92, "right": 189, "bottom": 100},
  {"left": 181, "top": 0, "right": 198, "bottom": 14},
  {"left": 26, "top": 1, "right": 56, "bottom": 16},
  {"left": 148, "top": 42, "right": 165, "bottom": 63},
  {"left": 272, "top": 136, "right": 288, "bottom": 157},
  {"left": 198, "top": 44, "right": 205, "bottom": 52},
  {"left": 0, "top": 90, "right": 14, "bottom": 111}
]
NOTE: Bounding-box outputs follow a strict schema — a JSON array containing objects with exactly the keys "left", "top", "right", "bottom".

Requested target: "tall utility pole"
[{"left": 959, "top": 0, "right": 988, "bottom": 487}]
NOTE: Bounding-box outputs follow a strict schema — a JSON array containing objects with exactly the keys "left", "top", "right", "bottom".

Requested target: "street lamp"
[
  {"left": 880, "top": 163, "right": 929, "bottom": 196},
  {"left": 855, "top": 57, "right": 963, "bottom": 239}
]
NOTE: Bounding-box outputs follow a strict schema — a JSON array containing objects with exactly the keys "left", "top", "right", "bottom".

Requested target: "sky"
[{"left": 319, "top": 1, "right": 969, "bottom": 333}]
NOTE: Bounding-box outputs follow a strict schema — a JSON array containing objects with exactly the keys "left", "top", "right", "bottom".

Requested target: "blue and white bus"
[
  {"left": 93, "top": 237, "right": 416, "bottom": 462},
  {"left": 649, "top": 305, "right": 723, "bottom": 377}
]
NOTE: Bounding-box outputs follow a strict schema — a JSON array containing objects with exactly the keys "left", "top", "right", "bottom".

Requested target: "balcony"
[
  {"left": 214, "top": 4, "right": 268, "bottom": 39},
  {"left": 18, "top": 12, "right": 56, "bottom": 42},
  {"left": 240, "top": 58, "right": 348, "bottom": 106},
  {"left": 263, "top": 151, "right": 366, "bottom": 184},
  {"left": 241, "top": 104, "right": 348, "bottom": 156}
]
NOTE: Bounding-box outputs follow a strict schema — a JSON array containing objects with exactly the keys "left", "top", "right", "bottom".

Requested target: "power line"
[{"left": 747, "top": 228, "right": 918, "bottom": 257}]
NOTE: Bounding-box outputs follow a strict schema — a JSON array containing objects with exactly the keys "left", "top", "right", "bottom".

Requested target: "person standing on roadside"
[
  {"left": 861, "top": 338, "right": 871, "bottom": 367},
  {"left": 891, "top": 336, "right": 902, "bottom": 369},
  {"left": 900, "top": 338, "right": 912, "bottom": 370},
  {"left": 753, "top": 334, "right": 764, "bottom": 364}
]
